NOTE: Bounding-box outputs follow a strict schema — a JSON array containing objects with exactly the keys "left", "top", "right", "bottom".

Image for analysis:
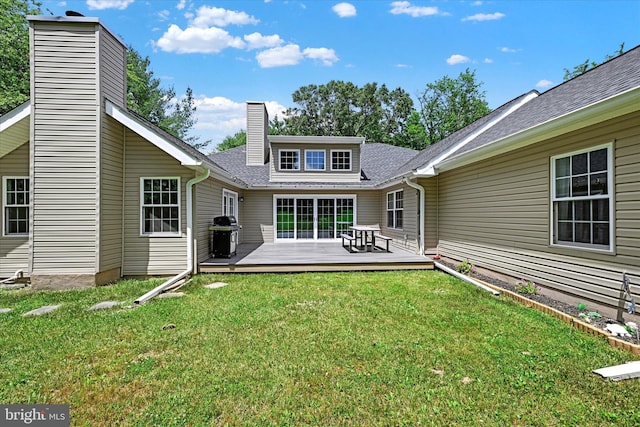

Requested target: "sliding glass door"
[{"left": 275, "top": 196, "right": 355, "bottom": 240}]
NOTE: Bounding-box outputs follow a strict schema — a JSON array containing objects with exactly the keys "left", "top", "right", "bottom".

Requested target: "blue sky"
[{"left": 40, "top": 1, "right": 640, "bottom": 151}]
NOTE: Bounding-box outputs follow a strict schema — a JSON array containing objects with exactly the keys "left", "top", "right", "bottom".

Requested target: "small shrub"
[
  {"left": 577, "top": 303, "right": 588, "bottom": 311},
  {"left": 456, "top": 259, "right": 474, "bottom": 275},
  {"left": 515, "top": 280, "right": 540, "bottom": 295}
]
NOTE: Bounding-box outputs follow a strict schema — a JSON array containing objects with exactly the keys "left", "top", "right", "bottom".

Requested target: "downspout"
[
  {"left": 134, "top": 167, "right": 210, "bottom": 304},
  {"left": 403, "top": 175, "right": 425, "bottom": 256},
  {"left": 0, "top": 270, "right": 24, "bottom": 285},
  {"left": 435, "top": 261, "right": 500, "bottom": 296}
]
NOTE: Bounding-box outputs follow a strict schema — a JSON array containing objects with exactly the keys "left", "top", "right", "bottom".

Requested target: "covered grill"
[{"left": 209, "top": 216, "right": 239, "bottom": 258}]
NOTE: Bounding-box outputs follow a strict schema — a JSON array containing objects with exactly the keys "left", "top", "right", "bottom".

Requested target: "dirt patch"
[{"left": 437, "top": 258, "right": 640, "bottom": 346}]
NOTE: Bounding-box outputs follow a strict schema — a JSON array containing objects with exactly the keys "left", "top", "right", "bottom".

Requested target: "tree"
[
  {"left": 417, "top": 68, "right": 491, "bottom": 145},
  {"left": 281, "top": 80, "right": 415, "bottom": 147},
  {"left": 126, "top": 47, "right": 206, "bottom": 149},
  {"left": 216, "top": 130, "right": 246, "bottom": 152},
  {"left": 0, "top": 0, "right": 43, "bottom": 115},
  {"left": 563, "top": 43, "right": 626, "bottom": 81}
]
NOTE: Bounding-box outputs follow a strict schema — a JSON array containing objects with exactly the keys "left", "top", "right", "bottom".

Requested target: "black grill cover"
[{"left": 213, "top": 216, "right": 237, "bottom": 226}]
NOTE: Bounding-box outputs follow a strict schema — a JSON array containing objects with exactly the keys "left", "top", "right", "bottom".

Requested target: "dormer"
[{"left": 268, "top": 135, "right": 364, "bottom": 183}]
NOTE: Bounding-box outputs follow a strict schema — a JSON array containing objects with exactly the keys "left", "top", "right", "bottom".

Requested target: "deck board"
[{"left": 199, "top": 241, "right": 433, "bottom": 273}]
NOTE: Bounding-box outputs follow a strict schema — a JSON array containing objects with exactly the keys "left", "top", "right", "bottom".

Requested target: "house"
[{"left": 1, "top": 13, "right": 639, "bottom": 312}]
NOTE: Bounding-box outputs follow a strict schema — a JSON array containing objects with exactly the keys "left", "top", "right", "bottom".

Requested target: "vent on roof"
[{"left": 65, "top": 10, "right": 85, "bottom": 17}]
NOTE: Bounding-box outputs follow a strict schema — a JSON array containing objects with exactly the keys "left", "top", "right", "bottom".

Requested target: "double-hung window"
[
  {"left": 551, "top": 144, "right": 612, "bottom": 251},
  {"left": 386, "top": 190, "right": 403, "bottom": 229},
  {"left": 305, "top": 150, "right": 325, "bottom": 171},
  {"left": 141, "top": 178, "right": 180, "bottom": 235},
  {"left": 331, "top": 150, "right": 352, "bottom": 171},
  {"left": 279, "top": 150, "right": 300, "bottom": 171},
  {"left": 3, "top": 177, "right": 29, "bottom": 236}
]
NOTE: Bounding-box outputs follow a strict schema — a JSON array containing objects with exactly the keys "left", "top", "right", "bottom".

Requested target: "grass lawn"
[{"left": 1, "top": 270, "right": 640, "bottom": 426}]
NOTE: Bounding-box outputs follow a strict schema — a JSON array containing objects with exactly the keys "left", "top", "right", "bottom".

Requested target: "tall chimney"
[{"left": 245, "top": 101, "right": 269, "bottom": 165}]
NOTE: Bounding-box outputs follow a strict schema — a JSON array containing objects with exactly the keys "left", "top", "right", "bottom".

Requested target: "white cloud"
[
  {"left": 256, "top": 44, "right": 304, "bottom": 68},
  {"left": 446, "top": 54, "right": 471, "bottom": 65},
  {"left": 193, "top": 97, "right": 287, "bottom": 149},
  {"left": 86, "top": 0, "right": 133, "bottom": 10},
  {"left": 500, "top": 46, "right": 519, "bottom": 53},
  {"left": 390, "top": 1, "right": 441, "bottom": 17},
  {"left": 536, "top": 79, "right": 554, "bottom": 88},
  {"left": 332, "top": 3, "right": 357, "bottom": 18},
  {"left": 176, "top": 0, "right": 186, "bottom": 10},
  {"left": 244, "top": 32, "right": 284, "bottom": 50},
  {"left": 483, "top": 58, "right": 493, "bottom": 63},
  {"left": 156, "top": 24, "right": 246, "bottom": 54},
  {"left": 462, "top": 12, "right": 505, "bottom": 22},
  {"left": 158, "top": 10, "right": 170, "bottom": 21},
  {"left": 396, "top": 64, "right": 409, "bottom": 68},
  {"left": 472, "top": 1, "right": 483, "bottom": 5},
  {"left": 303, "top": 47, "right": 339, "bottom": 66},
  {"left": 191, "top": 5, "right": 259, "bottom": 28}
]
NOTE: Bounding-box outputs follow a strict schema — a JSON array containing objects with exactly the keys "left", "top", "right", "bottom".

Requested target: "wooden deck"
[{"left": 199, "top": 241, "right": 433, "bottom": 273}]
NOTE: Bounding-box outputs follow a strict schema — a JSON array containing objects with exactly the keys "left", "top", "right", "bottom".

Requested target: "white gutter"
[
  {"left": 134, "top": 167, "right": 211, "bottom": 304},
  {"left": 414, "top": 91, "right": 539, "bottom": 177},
  {"left": 435, "top": 261, "right": 500, "bottom": 296},
  {"left": 435, "top": 86, "right": 640, "bottom": 173},
  {"left": 403, "top": 176, "right": 425, "bottom": 256}
]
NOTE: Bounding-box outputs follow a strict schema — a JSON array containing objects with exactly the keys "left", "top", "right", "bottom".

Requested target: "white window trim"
[
  {"left": 279, "top": 149, "right": 300, "bottom": 171},
  {"left": 330, "top": 149, "right": 352, "bottom": 171},
  {"left": 304, "top": 149, "right": 326, "bottom": 171},
  {"left": 386, "top": 189, "right": 403, "bottom": 230},
  {"left": 222, "top": 188, "right": 238, "bottom": 218},
  {"left": 140, "top": 177, "right": 181, "bottom": 237},
  {"left": 3, "top": 176, "right": 29, "bottom": 237},
  {"left": 549, "top": 143, "right": 614, "bottom": 253}
]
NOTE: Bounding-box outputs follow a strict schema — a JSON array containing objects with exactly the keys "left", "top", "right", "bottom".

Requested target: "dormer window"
[
  {"left": 305, "top": 150, "right": 326, "bottom": 171},
  {"left": 331, "top": 150, "right": 352, "bottom": 171},
  {"left": 279, "top": 149, "right": 300, "bottom": 171}
]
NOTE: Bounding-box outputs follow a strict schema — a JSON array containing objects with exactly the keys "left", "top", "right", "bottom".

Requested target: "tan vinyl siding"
[
  {"left": 99, "top": 116, "right": 124, "bottom": 272},
  {"left": 0, "top": 143, "right": 30, "bottom": 276},
  {"left": 0, "top": 115, "right": 30, "bottom": 158},
  {"left": 437, "top": 111, "right": 640, "bottom": 308},
  {"left": 420, "top": 177, "right": 439, "bottom": 253},
  {"left": 379, "top": 184, "right": 418, "bottom": 252},
  {"left": 246, "top": 102, "right": 268, "bottom": 166},
  {"left": 98, "top": 27, "right": 126, "bottom": 108},
  {"left": 194, "top": 177, "right": 236, "bottom": 262},
  {"left": 30, "top": 21, "right": 99, "bottom": 274},
  {"left": 122, "top": 130, "right": 193, "bottom": 276},
  {"left": 240, "top": 190, "right": 380, "bottom": 243},
  {"left": 270, "top": 144, "right": 361, "bottom": 182}
]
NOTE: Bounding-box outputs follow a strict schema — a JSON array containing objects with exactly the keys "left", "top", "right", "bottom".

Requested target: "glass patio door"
[{"left": 275, "top": 196, "right": 355, "bottom": 240}]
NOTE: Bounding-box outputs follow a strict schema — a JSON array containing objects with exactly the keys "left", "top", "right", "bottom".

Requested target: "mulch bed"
[{"left": 437, "top": 259, "right": 640, "bottom": 346}]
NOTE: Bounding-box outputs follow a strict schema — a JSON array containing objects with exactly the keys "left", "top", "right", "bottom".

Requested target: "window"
[
  {"left": 223, "top": 189, "right": 238, "bottom": 218},
  {"left": 551, "top": 145, "right": 612, "bottom": 250},
  {"left": 331, "top": 150, "right": 352, "bottom": 171},
  {"left": 3, "top": 177, "right": 29, "bottom": 236},
  {"left": 279, "top": 150, "right": 300, "bottom": 171},
  {"left": 305, "top": 150, "right": 326, "bottom": 171},
  {"left": 387, "top": 190, "right": 403, "bottom": 229},
  {"left": 141, "top": 178, "right": 180, "bottom": 235}
]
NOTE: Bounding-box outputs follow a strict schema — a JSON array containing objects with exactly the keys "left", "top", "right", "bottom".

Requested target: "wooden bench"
[
  {"left": 341, "top": 233, "right": 356, "bottom": 252},
  {"left": 373, "top": 234, "right": 392, "bottom": 252}
]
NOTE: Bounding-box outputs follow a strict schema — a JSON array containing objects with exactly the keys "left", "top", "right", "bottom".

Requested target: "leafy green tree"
[
  {"left": 126, "top": 47, "right": 206, "bottom": 149},
  {"left": 216, "top": 130, "right": 246, "bottom": 152},
  {"left": 563, "top": 43, "right": 626, "bottom": 81},
  {"left": 281, "top": 80, "right": 415, "bottom": 147},
  {"left": 405, "top": 112, "right": 428, "bottom": 150},
  {"left": 0, "top": 0, "right": 43, "bottom": 115},
  {"left": 417, "top": 68, "right": 491, "bottom": 145}
]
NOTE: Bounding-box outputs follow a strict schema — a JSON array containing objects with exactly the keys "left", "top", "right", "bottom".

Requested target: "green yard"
[{"left": 1, "top": 271, "right": 639, "bottom": 426}]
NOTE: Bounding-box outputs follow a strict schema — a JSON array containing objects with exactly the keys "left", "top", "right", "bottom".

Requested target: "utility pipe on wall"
[
  {"left": 134, "top": 167, "right": 211, "bottom": 304},
  {"left": 403, "top": 176, "right": 425, "bottom": 256}
]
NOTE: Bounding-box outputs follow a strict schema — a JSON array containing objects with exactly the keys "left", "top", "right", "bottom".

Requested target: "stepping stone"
[
  {"left": 0, "top": 308, "right": 12, "bottom": 314},
  {"left": 23, "top": 305, "right": 61, "bottom": 316},
  {"left": 157, "top": 292, "right": 185, "bottom": 299},
  {"left": 88, "top": 301, "right": 121, "bottom": 311},
  {"left": 205, "top": 282, "right": 228, "bottom": 289}
]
